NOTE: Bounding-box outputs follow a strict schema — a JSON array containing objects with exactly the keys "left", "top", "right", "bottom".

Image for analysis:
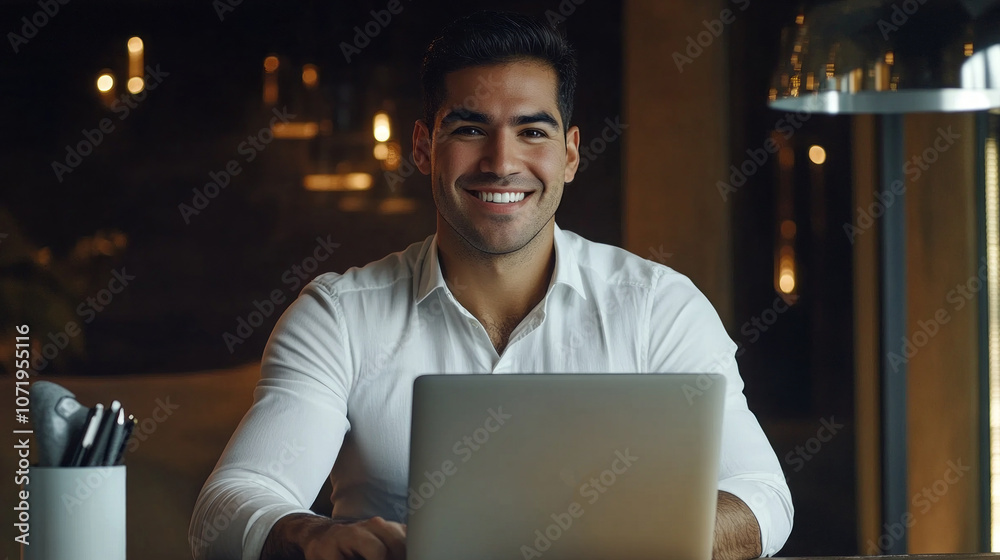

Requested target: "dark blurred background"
[{"left": 3, "top": 0, "right": 990, "bottom": 558}]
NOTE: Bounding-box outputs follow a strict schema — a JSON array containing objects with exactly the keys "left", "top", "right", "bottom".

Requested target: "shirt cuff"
[
  {"left": 241, "top": 504, "right": 319, "bottom": 560},
  {"left": 717, "top": 474, "right": 793, "bottom": 557}
]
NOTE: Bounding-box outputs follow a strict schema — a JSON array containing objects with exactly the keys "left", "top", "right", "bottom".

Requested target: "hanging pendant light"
[{"left": 769, "top": 0, "right": 1000, "bottom": 114}]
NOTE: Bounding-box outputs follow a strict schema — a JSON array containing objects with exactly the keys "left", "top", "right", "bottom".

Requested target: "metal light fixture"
[
  {"left": 770, "top": 0, "right": 1000, "bottom": 114},
  {"left": 768, "top": 1, "right": 1000, "bottom": 554}
]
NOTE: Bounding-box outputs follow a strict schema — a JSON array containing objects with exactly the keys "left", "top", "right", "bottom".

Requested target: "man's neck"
[{"left": 436, "top": 221, "right": 556, "bottom": 335}]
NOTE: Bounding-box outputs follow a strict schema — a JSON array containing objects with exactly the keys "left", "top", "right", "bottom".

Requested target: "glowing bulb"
[
  {"left": 127, "top": 36, "right": 143, "bottom": 53},
  {"left": 374, "top": 143, "right": 389, "bottom": 160},
  {"left": 127, "top": 77, "right": 144, "bottom": 93},
  {"left": 373, "top": 112, "right": 391, "bottom": 142},
  {"left": 264, "top": 56, "right": 279, "bottom": 73},
  {"left": 779, "top": 271, "right": 796, "bottom": 293},
  {"left": 97, "top": 74, "right": 114, "bottom": 92},
  {"left": 809, "top": 145, "right": 827, "bottom": 165},
  {"left": 302, "top": 64, "right": 318, "bottom": 87}
]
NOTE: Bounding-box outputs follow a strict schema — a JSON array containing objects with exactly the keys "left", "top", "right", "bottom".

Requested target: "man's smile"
[{"left": 463, "top": 188, "right": 535, "bottom": 212}]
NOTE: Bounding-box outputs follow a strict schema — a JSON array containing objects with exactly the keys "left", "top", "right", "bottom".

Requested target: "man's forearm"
[{"left": 713, "top": 491, "right": 763, "bottom": 560}]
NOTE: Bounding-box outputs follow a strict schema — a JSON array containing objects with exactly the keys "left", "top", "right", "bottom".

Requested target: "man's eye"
[
  {"left": 522, "top": 129, "right": 547, "bottom": 139},
  {"left": 454, "top": 127, "right": 484, "bottom": 136}
]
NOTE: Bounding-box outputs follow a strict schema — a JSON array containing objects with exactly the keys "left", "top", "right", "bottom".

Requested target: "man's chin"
[{"left": 460, "top": 230, "right": 528, "bottom": 256}]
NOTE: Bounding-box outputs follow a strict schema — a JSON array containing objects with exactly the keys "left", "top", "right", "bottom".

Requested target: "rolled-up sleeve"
[
  {"left": 645, "top": 269, "right": 793, "bottom": 556},
  {"left": 189, "top": 281, "right": 354, "bottom": 560}
]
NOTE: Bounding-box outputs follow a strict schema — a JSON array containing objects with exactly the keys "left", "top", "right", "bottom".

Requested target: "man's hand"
[{"left": 261, "top": 514, "right": 407, "bottom": 560}]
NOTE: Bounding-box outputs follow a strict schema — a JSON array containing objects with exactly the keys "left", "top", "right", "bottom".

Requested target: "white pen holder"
[{"left": 22, "top": 466, "right": 126, "bottom": 560}]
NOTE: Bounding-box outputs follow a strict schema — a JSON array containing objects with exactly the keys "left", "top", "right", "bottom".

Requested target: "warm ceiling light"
[
  {"left": 264, "top": 56, "right": 279, "bottom": 73},
  {"left": 809, "top": 145, "right": 827, "bottom": 165},
  {"left": 770, "top": 3, "right": 1000, "bottom": 113},
  {"left": 378, "top": 197, "right": 417, "bottom": 215},
  {"left": 272, "top": 122, "right": 319, "bottom": 139},
  {"left": 127, "top": 36, "right": 143, "bottom": 53},
  {"left": 303, "top": 173, "right": 373, "bottom": 191},
  {"left": 373, "top": 112, "right": 391, "bottom": 142},
  {"left": 97, "top": 74, "right": 114, "bottom": 92},
  {"left": 373, "top": 143, "right": 389, "bottom": 160},
  {"left": 127, "top": 77, "right": 144, "bottom": 94},
  {"left": 302, "top": 64, "right": 318, "bottom": 88},
  {"left": 779, "top": 271, "right": 796, "bottom": 294}
]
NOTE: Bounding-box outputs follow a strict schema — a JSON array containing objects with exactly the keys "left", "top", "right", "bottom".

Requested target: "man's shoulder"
[
  {"left": 560, "top": 228, "right": 686, "bottom": 291},
  {"left": 306, "top": 235, "right": 432, "bottom": 298}
]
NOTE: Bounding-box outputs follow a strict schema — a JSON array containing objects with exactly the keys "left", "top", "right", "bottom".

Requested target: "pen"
[
  {"left": 86, "top": 400, "right": 120, "bottom": 467},
  {"left": 69, "top": 404, "right": 104, "bottom": 467},
  {"left": 112, "top": 414, "right": 135, "bottom": 466},
  {"left": 103, "top": 408, "right": 127, "bottom": 466},
  {"left": 62, "top": 405, "right": 96, "bottom": 467}
]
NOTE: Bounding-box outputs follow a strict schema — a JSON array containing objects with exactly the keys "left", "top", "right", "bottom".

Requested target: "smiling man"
[{"left": 190, "top": 11, "right": 792, "bottom": 560}]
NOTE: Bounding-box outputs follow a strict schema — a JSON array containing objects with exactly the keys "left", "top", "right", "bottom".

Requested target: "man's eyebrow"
[
  {"left": 511, "top": 111, "right": 560, "bottom": 129},
  {"left": 439, "top": 109, "right": 561, "bottom": 130},
  {"left": 440, "top": 109, "right": 491, "bottom": 126}
]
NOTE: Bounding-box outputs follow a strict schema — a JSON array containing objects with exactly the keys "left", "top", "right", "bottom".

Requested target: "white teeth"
[{"left": 477, "top": 191, "right": 525, "bottom": 204}]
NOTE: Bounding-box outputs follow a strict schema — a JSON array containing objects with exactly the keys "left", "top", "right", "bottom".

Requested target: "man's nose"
[{"left": 480, "top": 131, "right": 521, "bottom": 177}]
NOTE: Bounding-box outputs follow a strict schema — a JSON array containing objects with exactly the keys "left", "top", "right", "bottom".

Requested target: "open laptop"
[{"left": 405, "top": 373, "right": 726, "bottom": 560}]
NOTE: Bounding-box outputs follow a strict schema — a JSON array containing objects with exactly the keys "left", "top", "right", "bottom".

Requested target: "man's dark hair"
[{"left": 421, "top": 11, "right": 577, "bottom": 134}]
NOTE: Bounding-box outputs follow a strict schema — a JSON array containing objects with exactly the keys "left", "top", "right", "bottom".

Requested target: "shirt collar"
[{"left": 413, "top": 222, "right": 587, "bottom": 304}]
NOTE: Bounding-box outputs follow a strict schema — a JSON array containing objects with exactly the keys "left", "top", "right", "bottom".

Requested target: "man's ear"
[
  {"left": 412, "top": 119, "right": 432, "bottom": 175},
  {"left": 563, "top": 125, "right": 581, "bottom": 184}
]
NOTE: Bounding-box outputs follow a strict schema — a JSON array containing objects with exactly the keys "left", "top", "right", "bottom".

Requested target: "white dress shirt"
[{"left": 189, "top": 224, "right": 793, "bottom": 559}]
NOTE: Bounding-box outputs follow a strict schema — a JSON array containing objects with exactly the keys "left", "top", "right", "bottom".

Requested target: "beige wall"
[{"left": 622, "top": 0, "right": 733, "bottom": 323}]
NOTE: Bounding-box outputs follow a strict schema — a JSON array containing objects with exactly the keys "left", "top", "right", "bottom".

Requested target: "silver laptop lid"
[{"left": 406, "top": 373, "right": 726, "bottom": 560}]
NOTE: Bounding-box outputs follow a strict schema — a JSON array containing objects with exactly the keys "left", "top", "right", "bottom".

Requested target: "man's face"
[{"left": 413, "top": 61, "right": 580, "bottom": 256}]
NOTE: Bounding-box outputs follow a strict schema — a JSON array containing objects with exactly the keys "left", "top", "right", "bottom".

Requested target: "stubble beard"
[{"left": 435, "top": 173, "right": 557, "bottom": 263}]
